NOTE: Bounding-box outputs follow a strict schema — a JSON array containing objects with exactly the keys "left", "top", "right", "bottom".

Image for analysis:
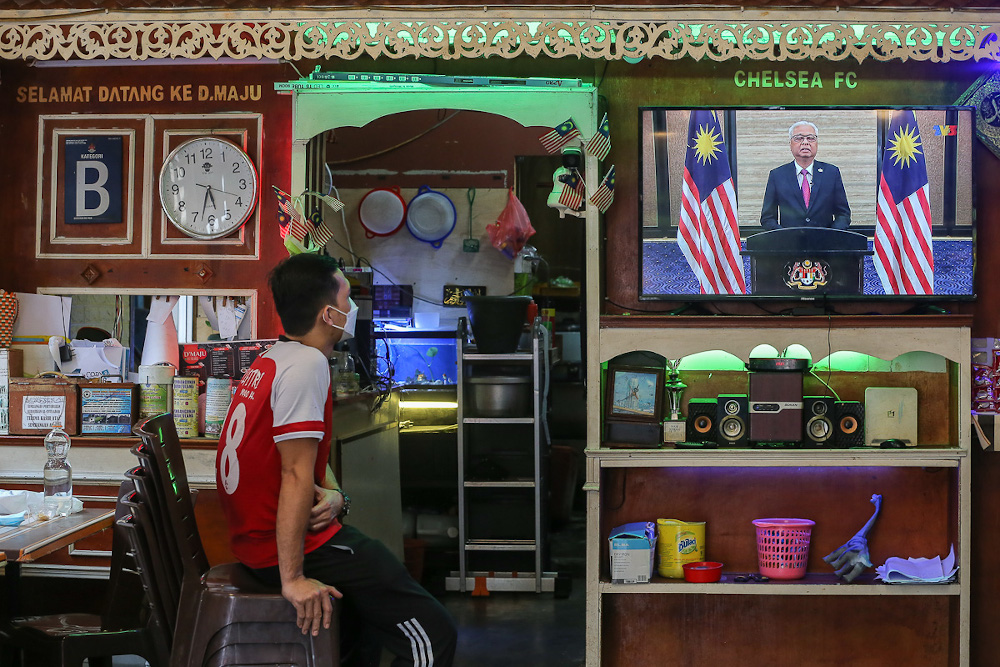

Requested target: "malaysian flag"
[
  {"left": 676, "top": 111, "right": 745, "bottom": 295},
  {"left": 312, "top": 220, "right": 335, "bottom": 246},
  {"left": 307, "top": 208, "right": 336, "bottom": 247},
  {"left": 589, "top": 165, "right": 615, "bottom": 213},
  {"left": 874, "top": 110, "right": 934, "bottom": 295},
  {"left": 273, "top": 186, "right": 309, "bottom": 242},
  {"left": 585, "top": 113, "right": 611, "bottom": 161},
  {"left": 557, "top": 169, "right": 585, "bottom": 210},
  {"left": 539, "top": 117, "right": 582, "bottom": 154}
]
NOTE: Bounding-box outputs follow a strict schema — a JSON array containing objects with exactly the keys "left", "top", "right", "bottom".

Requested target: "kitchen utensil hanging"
[
  {"left": 358, "top": 186, "right": 407, "bottom": 238},
  {"left": 463, "top": 187, "right": 480, "bottom": 252},
  {"left": 406, "top": 186, "right": 457, "bottom": 249}
]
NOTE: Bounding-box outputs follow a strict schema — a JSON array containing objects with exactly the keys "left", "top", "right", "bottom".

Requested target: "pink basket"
[{"left": 752, "top": 518, "right": 815, "bottom": 580}]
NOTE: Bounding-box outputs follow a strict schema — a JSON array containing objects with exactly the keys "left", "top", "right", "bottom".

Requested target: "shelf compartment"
[
  {"left": 463, "top": 352, "right": 533, "bottom": 362},
  {"left": 464, "top": 417, "right": 535, "bottom": 424},
  {"left": 465, "top": 539, "right": 537, "bottom": 551},
  {"left": 464, "top": 480, "right": 536, "bottom": 488},
  {"left": 446, "top": 570, "right": 557, "bottom": 592},
  {"left": 599, "top": 572, "right": 960, "bottom": 596}
]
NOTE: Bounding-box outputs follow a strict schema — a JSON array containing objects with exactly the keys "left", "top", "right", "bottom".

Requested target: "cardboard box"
[
  {"left": 8, "top": 377, "right": 80, "bottom": 435},
  {"left": 80, "top": 382, "right": 138, "bottom": 434},
  {"left": 609, "top": 522, "right": 657, "bottom": 584}
]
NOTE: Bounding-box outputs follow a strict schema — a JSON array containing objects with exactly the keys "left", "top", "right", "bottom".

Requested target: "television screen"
[{"left": 639, "top": 107, "right": 975, "bottom": 300}]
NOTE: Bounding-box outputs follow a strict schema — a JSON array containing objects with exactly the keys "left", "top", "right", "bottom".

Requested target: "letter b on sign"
[
  {"left": 76, "top": 162, "right": 110, "bottom": 217},
  {"left": 63, "top": 135, "right": 123, "bottom": 224}
]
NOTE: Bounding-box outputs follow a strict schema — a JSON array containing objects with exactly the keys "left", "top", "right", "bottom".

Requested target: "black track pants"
[{"left": 253, "top": 525, "right": 457, "bottom": 667}]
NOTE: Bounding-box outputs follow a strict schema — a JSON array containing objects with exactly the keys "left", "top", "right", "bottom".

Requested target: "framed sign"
[
  {"left": 63, "top": 135, "right": 124, "bottom": 224},
  {"left": 37, "top": 115, "right": 144, "bottom": 258}
]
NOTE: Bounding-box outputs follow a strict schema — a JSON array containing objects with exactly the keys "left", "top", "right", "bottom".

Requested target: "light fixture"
[{"left": 399, "top": 400, "right": 458, "bottom": 410}]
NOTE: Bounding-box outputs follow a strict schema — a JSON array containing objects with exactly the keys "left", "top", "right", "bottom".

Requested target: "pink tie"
[{"left": 800, "top": 168, "right": 810, "bottom": 208}]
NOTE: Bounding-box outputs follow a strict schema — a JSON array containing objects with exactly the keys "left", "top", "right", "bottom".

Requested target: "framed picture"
[{"left": 604, "top": 364, "right": 665, "bottom": 424}]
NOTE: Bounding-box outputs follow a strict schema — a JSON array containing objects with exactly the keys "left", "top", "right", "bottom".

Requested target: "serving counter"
[{"left": 0, "top": 390, "right": 402, "bottom": 577}]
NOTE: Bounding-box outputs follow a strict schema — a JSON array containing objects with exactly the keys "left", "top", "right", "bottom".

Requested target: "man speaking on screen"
[{"left": 759, "top": 121, "right": 851, "bottom": 230}]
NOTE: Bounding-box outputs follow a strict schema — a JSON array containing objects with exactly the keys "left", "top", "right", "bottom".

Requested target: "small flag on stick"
[
  {"left": 589, "top": 165, "right": 616, "bottom": 213},
  {"left": 557, "top": 169, "right": 586, "bottom": 210},
  {"left": 273, "top": 185, "right": 309, "bottom": 242},
  {"left": 585, "top": 113, "right": 611, "bottom": 161},
  {"left": 539, "top": 118, "right": 582, "bottom": 154}
]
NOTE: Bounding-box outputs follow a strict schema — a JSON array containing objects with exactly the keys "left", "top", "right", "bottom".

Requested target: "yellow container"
[{"left": 656, "top": 519, "right": 706, "bottom": 578}]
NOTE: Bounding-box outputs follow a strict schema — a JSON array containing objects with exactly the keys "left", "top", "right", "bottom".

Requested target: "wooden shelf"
[
  {"left": 464, "top": 417, "right": 534, "bottom": 424},
  {"left": 589, "top": 447, "right": 966, "bottom": 468},
  {"left": 600, "top": 314, "right": 974, "bottom": 330},
  {"left": 599, "top": 572, "right": 960, "bottom": 596},
  {"left": 0, "top": 434, "right": 220, "bottom": 450}
]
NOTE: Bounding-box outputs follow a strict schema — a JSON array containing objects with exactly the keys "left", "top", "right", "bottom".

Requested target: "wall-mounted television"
[{"left": 639, "top": 106, "right": 975, "bottom": 300}]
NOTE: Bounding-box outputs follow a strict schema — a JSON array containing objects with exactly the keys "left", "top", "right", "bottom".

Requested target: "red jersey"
[{"left": 216, "top": 340, "right": 340, "bottom": 568}]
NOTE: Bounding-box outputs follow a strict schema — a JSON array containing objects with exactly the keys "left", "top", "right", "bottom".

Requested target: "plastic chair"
[
  {"left": 131, "top": 414, "right": 339, "bottom": 667},
  {"left": 0, "top": 480, "right": 169, "bottom": 667}
]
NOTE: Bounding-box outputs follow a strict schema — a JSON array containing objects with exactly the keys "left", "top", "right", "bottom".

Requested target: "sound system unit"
[
  {"left": 803, "top": 396, "right": 836, "bottom": 448},
  {"left": 749, "top": 372, "right": 804, "bottom": 443},
  {"left": 716, "top": 394, "right": 750, "bottom": 447},
  {"left": 686, "top": 398, "right": 718, "bottom": 444},
  {"left": 834, "top": 400, "right": 865, "bottom": 448}
]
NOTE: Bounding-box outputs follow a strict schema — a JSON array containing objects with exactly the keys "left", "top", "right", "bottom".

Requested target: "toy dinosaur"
[{"left": 823, "top": 494, "right": 882, "bottom": 583}]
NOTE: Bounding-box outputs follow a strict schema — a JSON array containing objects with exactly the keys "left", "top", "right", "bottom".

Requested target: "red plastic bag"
[{"left": 487, "top": 188, "right": 536, "bottom": 259}]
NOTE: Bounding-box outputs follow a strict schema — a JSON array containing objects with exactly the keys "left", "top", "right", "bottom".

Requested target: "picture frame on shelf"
[
  {"left": 605, "top": 364, "right": 665, "bottom": 423},
  {"left": 604, "top": 363, "right": 665, "bottom": 446}
]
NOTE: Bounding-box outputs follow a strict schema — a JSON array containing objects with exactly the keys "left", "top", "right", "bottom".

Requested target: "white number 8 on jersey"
[{"left": 219, "top": 403, "right": 246, "bottom": 494}]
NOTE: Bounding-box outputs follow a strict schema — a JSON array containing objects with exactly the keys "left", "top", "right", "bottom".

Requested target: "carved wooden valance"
[{"left": 2, "top": 11, "right": 1000, "bottom": 62}]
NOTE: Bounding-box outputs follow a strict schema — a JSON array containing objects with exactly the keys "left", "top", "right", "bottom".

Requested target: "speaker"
[
  {"left": 803, "top": 396, "right": 836, "bottom": 448},
  {"left": 686, "top": 398, "right": 718, "bottom": 444},
  {"left": 716, "top": 394, "right": 749, "bottom": 447},
  {"left": 834, "top": 401, "right": 865, "bottom": 448},
  {"left": 749, "top": 372, "right": 804, "bottom": 443}
]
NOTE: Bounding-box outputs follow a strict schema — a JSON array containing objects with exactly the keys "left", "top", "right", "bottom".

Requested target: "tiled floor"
[{"left": 94, "top": 512, "right": 587, "bottom": 666}]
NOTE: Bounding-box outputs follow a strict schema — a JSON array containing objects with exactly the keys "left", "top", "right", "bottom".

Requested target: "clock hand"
[
  {"left": 195, "top": 182, "right": 242, "bottom": 199},
  {"left": 206, "top": 185, "right": 218, "bottom": 210},
  {"left": 201, "top": 187, "right": 210, "bottom": 217}
]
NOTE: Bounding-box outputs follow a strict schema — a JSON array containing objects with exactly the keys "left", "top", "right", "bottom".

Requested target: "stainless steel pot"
[{"left": 467, "top": 376, "right": 532, "bottom": 417}]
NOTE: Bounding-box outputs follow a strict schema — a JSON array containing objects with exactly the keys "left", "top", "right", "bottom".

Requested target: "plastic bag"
[{"left": 487, "top": 188, "right": 536, "bottom": 259}]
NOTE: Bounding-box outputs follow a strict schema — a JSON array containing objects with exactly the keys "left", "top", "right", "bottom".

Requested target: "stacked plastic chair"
[
  {"left": 124, "top": 413, "right": 338, "bottom": 667},
  {"left": 0, "top": 479, "right": 169, "bottom": 667}
]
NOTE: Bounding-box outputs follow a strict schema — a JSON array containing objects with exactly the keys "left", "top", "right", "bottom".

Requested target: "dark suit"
[{"left": 759, "top": 161, "right": 850, "bottom": 230}]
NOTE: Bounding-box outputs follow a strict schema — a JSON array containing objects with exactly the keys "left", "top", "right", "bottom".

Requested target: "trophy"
[{"left": 662, "top": 359, "right": 687, "bottom": 444}]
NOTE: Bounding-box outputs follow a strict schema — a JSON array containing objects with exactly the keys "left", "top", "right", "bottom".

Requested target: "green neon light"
[{"left": 677, "top": 350, "right": 746, "bottom": 371}]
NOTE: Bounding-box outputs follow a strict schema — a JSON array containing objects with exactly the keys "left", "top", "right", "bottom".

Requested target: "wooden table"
[{"left": 1, "top": 508, "right": 114, "bottom": 618}]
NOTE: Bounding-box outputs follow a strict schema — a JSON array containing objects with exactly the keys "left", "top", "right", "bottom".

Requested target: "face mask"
[{"left": 328, "top": 298, "right": 358, "bottom": 343}]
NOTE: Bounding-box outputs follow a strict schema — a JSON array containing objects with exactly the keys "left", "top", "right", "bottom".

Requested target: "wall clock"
[{"left": 158, "top": 137, "right": 259, "bottom": 240}]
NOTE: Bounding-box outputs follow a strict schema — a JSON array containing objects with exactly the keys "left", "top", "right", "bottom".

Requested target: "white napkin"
[{"left": 876, "top": 544, "right": 957, "bottom": 583}]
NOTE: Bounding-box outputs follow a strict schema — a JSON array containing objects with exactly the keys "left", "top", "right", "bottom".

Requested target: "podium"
[{"left": 743, "top": 228, "right": 872, "bottom": 296}]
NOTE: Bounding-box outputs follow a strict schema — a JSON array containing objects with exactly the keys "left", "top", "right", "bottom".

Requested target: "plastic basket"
[{"left": 752, "top": 518, "right": 815, "bottom": 580}]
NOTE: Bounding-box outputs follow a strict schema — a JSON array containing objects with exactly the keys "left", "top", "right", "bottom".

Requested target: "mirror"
[{"left": 37, "top": 287, "right": 258, "bottom": 372}]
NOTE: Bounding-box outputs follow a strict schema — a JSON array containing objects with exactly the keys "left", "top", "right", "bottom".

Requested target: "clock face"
[{"left": 158, "top": 137, "right": 259, "bottom": 240}]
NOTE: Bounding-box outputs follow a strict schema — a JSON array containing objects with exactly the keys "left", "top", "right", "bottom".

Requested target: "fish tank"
[{"left": 376, "top": 329, "right": 458, "bottom": 386}]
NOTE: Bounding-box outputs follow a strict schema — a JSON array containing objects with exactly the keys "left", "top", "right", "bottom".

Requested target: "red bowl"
[{"left": 682, "top": 561, "right": 723, "bottom": 583}]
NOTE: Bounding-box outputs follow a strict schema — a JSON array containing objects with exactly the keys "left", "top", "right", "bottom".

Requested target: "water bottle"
[
  {"left": 336, "top": 353, "right": 355, "bottom": 398},
  {"left": 43, "top": 427, "right": 73, "bottom": 506}
]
